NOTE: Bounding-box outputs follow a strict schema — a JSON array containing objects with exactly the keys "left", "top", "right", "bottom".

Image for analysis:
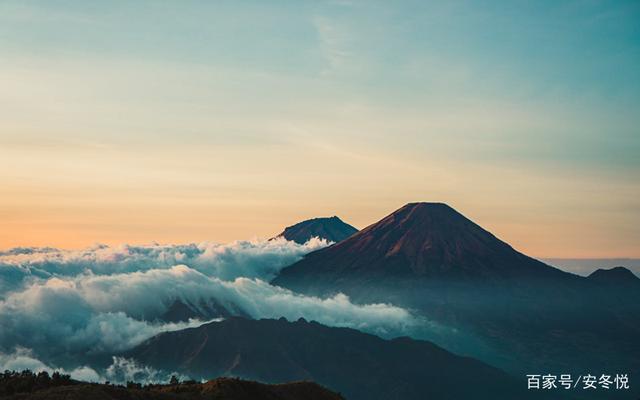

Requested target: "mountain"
[
  {"left": 588, "top": 266, "right": 640, "bottom": 286},
  {"left": 160, "top": 299, "right": 228, "bottom": 322},
  {"left": 271, "top": 203, "right": 640, "bottom": 379},
  {"left": 0, "top": 371, "right": 343, "bottom": 400},
  {"left": 273, "top": 216, "right": 357, "bottom": 245},
  {"left": 124, "top": 317, "right": 530, "bottom": 400},
  {"left": 273, "top": 202, "right": 573, "bottom": 292},
  {"left": 159, "top": 298, "right": 248, "bottom": 323}
]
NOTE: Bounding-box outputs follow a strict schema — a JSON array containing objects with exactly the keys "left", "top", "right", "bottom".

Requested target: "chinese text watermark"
[{"left": 527, "top": 374, "right": 629, "bottom": 391}]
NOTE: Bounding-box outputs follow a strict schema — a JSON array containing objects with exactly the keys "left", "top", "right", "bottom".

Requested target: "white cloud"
[
  {"left": 0, "top": 237, "right": 329, "bottom": 297},
  {"left": 104, "top": 357, "right": 188, "bottom": 384},
  {"left": 0, "top": 348, "right": 101, "bottom": 382},
  {"left": 0, "top": 278, "right": 212, "bottom": 360},
  {"left": 0, "top": 265, "right": 414, "bottom": 358},
  {"left": 0, "top": 349, "right": 184, "bottom": 384},
  {"left": 0, "top": 238, "right": 419, "bottom": 372}
]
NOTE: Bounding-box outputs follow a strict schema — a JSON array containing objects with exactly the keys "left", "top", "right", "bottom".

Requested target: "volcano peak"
[{"left": 273, "top": 202, "right": 565, "bottom": 291}]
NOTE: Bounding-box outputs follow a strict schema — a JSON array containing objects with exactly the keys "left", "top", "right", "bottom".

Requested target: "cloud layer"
[
  {"left": 0, "top": 238, "right": 328, "bottom": 297},
  {"left": 0, "top": 238, "right": 418, "bottom": 376}
]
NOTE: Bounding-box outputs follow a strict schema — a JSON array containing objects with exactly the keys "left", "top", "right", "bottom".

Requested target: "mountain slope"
[
  {"left": 273, "top": 216, "right": 357, "bottom": 245},
  {"left": 125, "top": 317, "right": 530, "bottom": 400}
]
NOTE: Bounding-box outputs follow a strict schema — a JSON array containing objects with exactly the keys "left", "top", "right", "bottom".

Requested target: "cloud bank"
[
  {"left": 0, "top": 238, "right": 419, "bottom": 375},
  {"left": 0, "top": 238, "right": 328, "bottom": 297}
]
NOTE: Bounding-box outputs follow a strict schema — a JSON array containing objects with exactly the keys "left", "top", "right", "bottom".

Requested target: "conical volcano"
[
  {"left": 273, "top": 202, "right": 566, "bottom": 291},
  {"left": 271, "top": 203, "right": 640, "bottom": 381}
]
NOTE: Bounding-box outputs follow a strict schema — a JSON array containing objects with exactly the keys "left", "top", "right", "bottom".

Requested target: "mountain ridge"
[{"left": 124, "top": 316, "right": 530, "bottom": 400}]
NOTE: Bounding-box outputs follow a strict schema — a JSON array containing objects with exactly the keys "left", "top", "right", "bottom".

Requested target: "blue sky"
[{"left": 0, "top": 0, "right": 638, "bottom": 256}]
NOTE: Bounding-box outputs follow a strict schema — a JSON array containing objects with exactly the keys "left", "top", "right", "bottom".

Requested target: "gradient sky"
[{"left": 1, "top": 0, "right": 639, "bottom": 257}]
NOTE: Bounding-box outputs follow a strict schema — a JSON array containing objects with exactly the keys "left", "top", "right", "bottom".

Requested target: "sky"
[{"left": 0, "top": 0, "right": 638, "bottom": 257}]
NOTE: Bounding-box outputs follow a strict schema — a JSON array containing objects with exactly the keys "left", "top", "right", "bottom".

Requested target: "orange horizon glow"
[
  {"left": 1, "top": 141, "right": 638, "bottom": 258},
  {"left": 1, "top": 192, "right": 638, "bottom": 259}
]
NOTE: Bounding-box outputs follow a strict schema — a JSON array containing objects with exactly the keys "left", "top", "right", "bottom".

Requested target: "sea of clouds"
[{"left": 0, "top": 238, "right": 418, "bottom": 381}]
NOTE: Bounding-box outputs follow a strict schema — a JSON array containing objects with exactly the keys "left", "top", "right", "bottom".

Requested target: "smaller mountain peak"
[
  {"left": 588, "top": 266, "right": 639, "bottom": 284},
  {"left": 273, "top": 215, "right": 358, "bottom": 245}
]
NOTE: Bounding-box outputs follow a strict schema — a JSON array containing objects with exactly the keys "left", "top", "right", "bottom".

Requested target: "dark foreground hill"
[
  {"left": 0, "top": 370, "right": 343, "bottom": 400},
  {"left": 273, "top": 216, "right": 357, "bottom": 244},
  {"left": 124, "top": 317, "right": 532, "bottom": 400},
  {"left": 272, "top": 203, "right": 640, "bottom": 377}
]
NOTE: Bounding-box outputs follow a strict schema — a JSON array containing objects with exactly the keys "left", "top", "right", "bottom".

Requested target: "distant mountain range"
[
  {"left": 125, "top": 317, "right": 531, "bottom": 400},
  {"left": 272, "top": 216, "right": 357, "bottom": 245},
  {"left": 543, "top": 258, "right": 640, "bottom": 277}
]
